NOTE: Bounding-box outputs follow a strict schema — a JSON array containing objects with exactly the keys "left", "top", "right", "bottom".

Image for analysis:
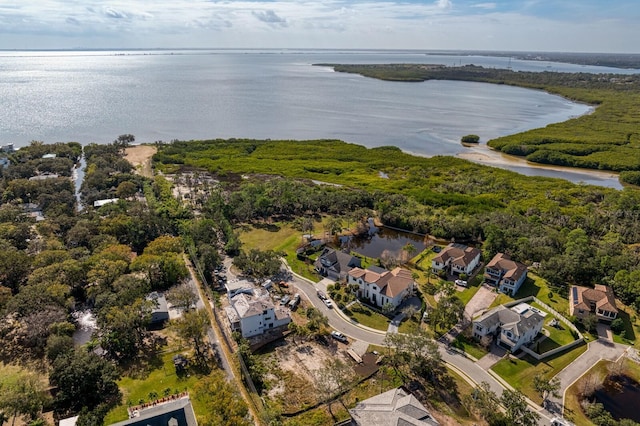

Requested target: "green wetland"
[{"left": 325, "top": 63, "right": 640, "bottom": 184}]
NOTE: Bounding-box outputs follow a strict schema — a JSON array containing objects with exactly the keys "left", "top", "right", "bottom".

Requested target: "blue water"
[{"left": 0, "top": 49, "right": 632, "bottom": 187}]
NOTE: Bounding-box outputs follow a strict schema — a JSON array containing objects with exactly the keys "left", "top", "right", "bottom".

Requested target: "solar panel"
[{"left": 572, "top": 287, "right": 578, "bottom": 305}]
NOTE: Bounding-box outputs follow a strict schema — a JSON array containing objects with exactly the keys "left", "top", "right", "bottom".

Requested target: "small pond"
[
  {"left": 593, "top": 374, "right": 640, "bottom": 422},
  {"left": 341, "top": 220, "right": 427, "bottom": 259},
  {"left": 72, "top": 309, "right": 97, "bottom": 346}
]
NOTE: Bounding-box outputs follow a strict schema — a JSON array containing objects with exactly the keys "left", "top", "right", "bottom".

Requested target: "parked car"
[
  {"left": 279, "top": 280, "right": 289, "bottom": 288},
  {"left": 280, "top": 295, "right": 291, "bottom": 306},
  {"left": 317, "top": 290, "right": 327, "bottom": 300},
  {"left": 431, "top": 245, "right": 442, "bottom": 253},
  {"left": 324, "top": 299, "right": 333, "bottom": 309},
  {"left": 288, "top": 293, "right": 300, "bottom": 309},
  {"left": 331, "top": 331, "right": 348, "bottom": 343},
  {"left": 261, "top": 279, "right": 273, "bottom": 290},
  {"left": 455, "top": 279, "right": 468, "bottom": 287}
]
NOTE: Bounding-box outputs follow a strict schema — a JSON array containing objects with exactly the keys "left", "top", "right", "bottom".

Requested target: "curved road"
[{"left": 286, "top": 268, "right": 558, "bottom": 425}]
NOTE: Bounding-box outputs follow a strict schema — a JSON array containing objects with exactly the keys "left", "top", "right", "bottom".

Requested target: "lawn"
[
  {"left": 489, "top": 272, "right": 569, "bottom": 316},
  {"left": 104, "top": 349, "right": 208, "bottom": 424},
  {"left": 398, "top": 316, "right": 422, "bottom": 334},
  {"left": 343, "top": 302, "right": 391, "bottom": 331},
  {"left": 451, "top": 332, "right": 489, "bottom": 360},
  {"left": 491, "top": 343, "right": 587, "bottom": 404},
  {"left": 457, "top": 285, "right": 480, "bottom": 306},
  {"left": 238, "top": 221, "right": 322, "bottom": 282},
  {"left": 610, "top": 302, "right": 638, "bottom": 347}
]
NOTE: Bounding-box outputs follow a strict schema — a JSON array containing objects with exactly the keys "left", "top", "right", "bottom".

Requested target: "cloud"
[
  {"left": 104, "top": 8, "right": 128, "bottom": 19},
  {"left": 472, "top": 2, "right": 497, "bottom": 9},
  {"left": 436, "top": 0, "right": 453, "bottom": 9},
  {"left": 252, "top": 9, "right": 288, "bottom": 27}
]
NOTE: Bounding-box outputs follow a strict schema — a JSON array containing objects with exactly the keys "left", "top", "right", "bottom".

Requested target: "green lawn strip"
[
  {"left": 397, "top": 317, "right": 421, "bottom": 334},
  {"left": 451, "top": 333, "right": 489, "bottom": 360},
  {"left": 343, "top": 303, "right": 391, "bottom": 331},
  {"left": 457, "top": 285, "right": 480, "bottom": 306},
  {"left": 487, "top": 273, "right": 570, "bottom": 317},
  {"left": 491, "top": 343, "right": 587, "bottom": 404},
  {"left": 104, "top": 350, "right": 205, "bottom": 424},
  {"left": 611, "top": 302, "right": 638, "bottom": 347}
]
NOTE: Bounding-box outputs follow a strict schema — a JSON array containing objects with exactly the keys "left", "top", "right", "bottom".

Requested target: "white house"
[
  {"left": 484, "top": 253, "right": 528, "bottom": 296},
  {"left": 348, "top": 266, "right": 414, "bottom": 310},
  {"left": 431, "top": 243, "right": 481, "bottom": 276},
  {"left": 225, "top": 292, "right": 291, "bottom": 338},
  {"left": 472, "top": 303, "right": 546, "bottom": 352}
]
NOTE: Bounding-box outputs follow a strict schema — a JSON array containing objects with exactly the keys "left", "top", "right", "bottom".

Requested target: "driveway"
[
  {"left": 465, "top": 284, "right": 498, "bottom": 319},
  {"left": 548, "top": 339, "right": 629, "bottom": 415}
]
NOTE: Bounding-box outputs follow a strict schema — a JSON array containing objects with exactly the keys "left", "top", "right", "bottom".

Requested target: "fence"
[{"left": 503, "top": 296, "right": 584, "bottom": 361}]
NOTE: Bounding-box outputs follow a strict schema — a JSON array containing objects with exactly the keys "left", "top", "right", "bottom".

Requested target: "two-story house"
[
  {"left": 569, "top": 284, "right": 618, "bottom": 323},
  {"left": 348, "top": 266, "right": 414, "bottom": 310},
  {"left": 314, "top": 248, "right": 362, "bottom": 281},
  {"left": 225, "top": 292, "right": 291, "bottom": 338},
  {"left": 473, "top": 303, "right": 546, "bottom": 352},
  {"left": 484, "top": 253, "right": 528, "bottom": 296},
  {"left": 431, "top": 243, "right": 481, "bottom": 276}
]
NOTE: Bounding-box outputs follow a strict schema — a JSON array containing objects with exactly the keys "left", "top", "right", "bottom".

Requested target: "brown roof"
[
  {"left": 433, "top": 243, "right": 480, "bottom": 268},
  {"left": 572, "top": 284, "right": 618, "bottom": 314},
  {"left": 349, "top": 267, "right": 414, "bottom": 298},
  {"left": 486, "top": 253, "right": 527, "bottom": 282}
]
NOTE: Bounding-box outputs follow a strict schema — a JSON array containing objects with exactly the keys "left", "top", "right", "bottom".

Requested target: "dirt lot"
[{"left": 125, "top": 145, "right": 156, "bottom": 178}]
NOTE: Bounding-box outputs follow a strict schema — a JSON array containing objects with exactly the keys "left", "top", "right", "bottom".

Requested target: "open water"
[{"left": 1, "top": 49, "right": 637, "bottom": 186}]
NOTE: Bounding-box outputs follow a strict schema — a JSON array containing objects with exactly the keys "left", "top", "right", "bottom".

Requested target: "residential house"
[
  {"left": 94, "top": 198, "right": 120, "bottom": 208},
  {"left": 110, "top": 395, "right": 197, "bottom": 426},
  {"left": 147, "top": 292, "right": 170, "bottom": 326},
  {"left": 472, "top": 303, "right": 546, "bottom": 352},
  {"left": 225, "top": 291, "right": 291, "bottom": 338},
  {"left": 348, "top": 266, "right": 415, "bottom": 310},
  {"left": 348, "top": 387, "right": 440, "bottom": 426},
  {"left": 484, "top": 253, "right": 528, "bottom": 296},
  {"left": 569, "top": 284, "right": 618, "bottom": 323},
  {"left": 314, "top": 247, "right": 362, "bottom": 281},
  {"left": 431, "top": 243, "right": 480, "bottom": 276},
  {"left": 224, "top": 278, "right": 255, "bottom": 300}
]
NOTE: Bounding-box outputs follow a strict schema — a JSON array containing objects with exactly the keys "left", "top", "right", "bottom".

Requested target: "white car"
[
  {"left": 455, "top": 279, "right": 468, "bottom": 287},
  {"left": 324, "top": 299, "right": 333, "bottom": 309},
  {"left": 331, "top": 331, "right": 347, "bottom": 343}
]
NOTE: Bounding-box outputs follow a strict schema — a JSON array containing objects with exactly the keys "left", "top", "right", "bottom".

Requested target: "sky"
[{"left": 0, "top": 0, "right": 639, "bottom": 52}]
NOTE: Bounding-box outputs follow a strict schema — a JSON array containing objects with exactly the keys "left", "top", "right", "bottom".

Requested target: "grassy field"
[
  {"left": 491, "top": 343, "right": 587, "bottom": 404},
  {"left": 489, "top": 273, "right": 568, "bottom": 314},
  {"left": 451, "top": 332, "right": 489, "bottom": 360},
  {"left": 611, "top": 301, "right": 639, "bottom": 347},
  {"left": 104, "top": 349, "right": 208, "bottom": 424},
  {"left": 343, "top": 302, "right": 391, "bottom": 331},
  {"left": 238, "top": 221, "right": 322, "bottom": 282}
]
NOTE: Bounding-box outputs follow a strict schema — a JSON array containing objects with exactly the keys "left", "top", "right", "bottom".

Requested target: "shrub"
[
  {"left": 610, "top": 317, "right": 625, "bottom": 334},
  {"left": 461, "top": 134, "right": 480, "bottom": 143}
]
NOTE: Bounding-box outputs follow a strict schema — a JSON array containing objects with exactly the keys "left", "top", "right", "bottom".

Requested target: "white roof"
[
  {"left": 93, "top": 198, "right": 119, "bottom": 207},
  {"left": 59, "top": 416, "right": 79, "bottom": 426}
]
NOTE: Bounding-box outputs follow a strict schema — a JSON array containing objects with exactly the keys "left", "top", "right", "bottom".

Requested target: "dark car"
[{"left": 317, "top": 290, "right": 327, "bottom": 300}]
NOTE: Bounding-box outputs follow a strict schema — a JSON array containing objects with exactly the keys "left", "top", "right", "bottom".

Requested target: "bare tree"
[{"left": 166, "top": 282, "right": 199, "bottom": 312}]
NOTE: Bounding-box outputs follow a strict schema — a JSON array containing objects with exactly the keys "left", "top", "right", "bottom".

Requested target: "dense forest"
[
  {"left": 0, "top": 141, "right": 246, "bottom": 425},
  {"left": 322, "top": 63, "right": 640, "bottom": 177},
  {"left": 154, "top": 138, "right": 640, "bottom": 312}
]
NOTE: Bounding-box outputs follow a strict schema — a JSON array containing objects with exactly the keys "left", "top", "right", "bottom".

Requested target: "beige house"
[
  {"left": 570, "top": 285, "right": 618, "bottom": 323},
  {"left": 431, "top": 243, "right": 481, "bottom": 276},
  {"left": 348, "top": 266, "right": 414, "bottom": 310},
  {"left": 484, "top": 253, "right": 528, "bottom": 296}
]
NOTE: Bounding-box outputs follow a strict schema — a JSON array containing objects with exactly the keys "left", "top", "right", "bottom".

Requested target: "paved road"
[
  {"left": 550, "top": 338, "right": 629, "bottom": 415},
  {"left": 288, "top": 268, "right": 556, "bottom": 425}
]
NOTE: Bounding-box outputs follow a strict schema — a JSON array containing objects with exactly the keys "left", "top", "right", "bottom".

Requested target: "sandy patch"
[{"left": 125, "top": 145, "right": 157, "bottom": 178}]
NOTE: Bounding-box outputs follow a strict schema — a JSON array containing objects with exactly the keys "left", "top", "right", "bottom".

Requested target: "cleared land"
[{"left": 124, "top": 144, "right": 157, "bottom": 178}]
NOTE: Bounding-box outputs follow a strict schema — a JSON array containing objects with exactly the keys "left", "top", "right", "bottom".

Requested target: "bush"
[
  {"left": 461, "top": 134, "right": 480, "bottom": 143},
  {"left": 610, "top": 317, "right": 625, "bottom": 334}
]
